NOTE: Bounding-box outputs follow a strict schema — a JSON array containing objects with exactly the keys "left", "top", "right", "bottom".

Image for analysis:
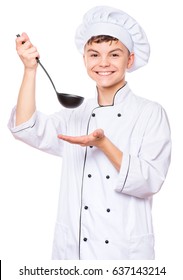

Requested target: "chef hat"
[{"left": 75, "top": 6, "right": 150, "bottom": 72}]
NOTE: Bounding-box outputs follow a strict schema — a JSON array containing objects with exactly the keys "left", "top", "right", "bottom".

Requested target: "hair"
[{"left": 87, "top": 35, "right": 118, "bottom": 46}]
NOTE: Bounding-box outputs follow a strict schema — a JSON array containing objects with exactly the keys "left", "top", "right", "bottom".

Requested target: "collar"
[{"left": 95, "top": 82, "right": 131, "bottom": 107}]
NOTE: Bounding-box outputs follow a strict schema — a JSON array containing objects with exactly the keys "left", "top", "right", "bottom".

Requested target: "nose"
[{"left": 99, "top": 56, "right": 110, "bottom": 67}]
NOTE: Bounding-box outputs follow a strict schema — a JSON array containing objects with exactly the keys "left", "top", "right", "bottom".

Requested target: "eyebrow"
[{"left": 87, "top": 48, "right": 124, "bottom": 54}]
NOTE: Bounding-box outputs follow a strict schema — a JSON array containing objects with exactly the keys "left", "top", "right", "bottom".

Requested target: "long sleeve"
[
  {"left": 115, "top": 103, "right": 171, "bottom": 198},
  {"left": 8, "top": 107, "right": 68, "bottom": 157}
]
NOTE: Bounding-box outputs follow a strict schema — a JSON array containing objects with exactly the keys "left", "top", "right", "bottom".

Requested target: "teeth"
[{"left": 97, "top": 72, "right": 112, "bottom": 76}]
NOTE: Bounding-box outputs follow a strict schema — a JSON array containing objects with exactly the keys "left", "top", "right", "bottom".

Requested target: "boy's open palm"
[{"left": 58, "top": 129, "right": 105, "bottom": 147}]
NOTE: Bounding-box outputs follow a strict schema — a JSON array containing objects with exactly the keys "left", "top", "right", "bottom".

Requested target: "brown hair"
[
  {"left": 87, "top": 35, "right": 118, "bottom": 46},
  {"left": 86, "top": 35, "right": 130, "bottom": 55}
]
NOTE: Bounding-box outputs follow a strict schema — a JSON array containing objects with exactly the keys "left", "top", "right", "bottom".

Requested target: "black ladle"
[{"left": 16, "top": 34, "right": 84, "bottom": 108}]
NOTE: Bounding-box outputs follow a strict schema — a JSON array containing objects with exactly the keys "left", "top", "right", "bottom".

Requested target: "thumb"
[
  {"left": 93, "top": 129, "right": 104, "bottom": 139},
  {"left": 16, "top": 32, "right": 30, "bottom": 47},
  {"left": 21, "top": 32, "right": 30, "bottom": 41}
]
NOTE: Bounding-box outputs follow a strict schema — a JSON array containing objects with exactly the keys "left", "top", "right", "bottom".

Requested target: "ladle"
[{"left": 16, "top": 34, "right": 84, "bottom": 108}]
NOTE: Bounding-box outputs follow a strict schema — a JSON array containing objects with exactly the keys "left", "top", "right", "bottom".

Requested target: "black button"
[
  {"left": 106, "top": 208, "right": 110, "bottom": 212},
  {"left": 92, "top": 113, "right": 95, "bottom": 117},
  {"left": 83, "top": 237, "right": 87, "bottom": 242},
  {"left": 105, "top": 240, "right": 109, "bottom": 244},
  {"left": 89, "top": 146, "right": 93, "bottom": 148},
  {"left": 88, "top": 174, "right": 92, "bottom": 178},
  {"left": 106, "top": 175, "right": 110, "bottom": 179},
  {"left": 117, "top": 113, "right": 122, "bottom": 117},
  {"left": 84, "top": 206, "right": 88, "bottom": 210}
]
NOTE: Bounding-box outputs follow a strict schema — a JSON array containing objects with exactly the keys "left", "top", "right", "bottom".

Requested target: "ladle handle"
[
  {"left": 36, "top": 59, "right": 57, "bottom": 94},
  {"left": 16, "top": 34, "right": 57, "bottom": 94}
]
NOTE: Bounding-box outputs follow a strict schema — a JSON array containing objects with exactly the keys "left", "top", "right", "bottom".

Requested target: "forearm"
[
  {"left": 98, "top": 136, "right": 123, "bottom": 172},
  {"left": 16, "top": 69, "right": 37, "bottom": 126}
]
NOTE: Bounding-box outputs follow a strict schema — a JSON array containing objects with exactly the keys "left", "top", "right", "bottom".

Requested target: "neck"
[
  {"left": 97, "top": 82, "right": 126, "bottom": 106},
  {"left": 98, "top": 92, "right": 113, "bottom": 106}
]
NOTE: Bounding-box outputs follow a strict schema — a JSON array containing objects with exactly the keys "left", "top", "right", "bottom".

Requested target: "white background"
[{"left": 0, "top": 0, "right": 182, "bottom": 276}]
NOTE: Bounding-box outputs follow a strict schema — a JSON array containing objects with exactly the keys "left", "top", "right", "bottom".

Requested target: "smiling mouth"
[{"left": 96, "top": 71, "right": 114, "bottom": 76}]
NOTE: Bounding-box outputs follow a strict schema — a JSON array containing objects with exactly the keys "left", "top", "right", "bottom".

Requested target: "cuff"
[{"left": 8, "top": 106, "right": 37, "bottom": 133}]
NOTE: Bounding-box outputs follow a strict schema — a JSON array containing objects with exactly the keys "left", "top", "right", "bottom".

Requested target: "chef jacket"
[{"left": 8, "top": 83, "right": 171, "bottom": 260}]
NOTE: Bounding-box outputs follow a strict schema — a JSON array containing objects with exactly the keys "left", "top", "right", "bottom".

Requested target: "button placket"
[
  {"left": 80, "top": 109, "right": 99, "bottom": 258},
  {"left": 105, "top": 172, "right": 111, "bottom": 246}
]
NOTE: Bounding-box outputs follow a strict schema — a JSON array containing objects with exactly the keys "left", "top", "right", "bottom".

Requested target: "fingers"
[{"left": 58, "top": 134, "right": 87, "bottom": 145}]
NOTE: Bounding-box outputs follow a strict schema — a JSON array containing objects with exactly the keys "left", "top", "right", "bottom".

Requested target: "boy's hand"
[
  {"left": 16, "top": 32, "right": 39, "bottom": 70},
  {"left": 58, "top": 129, "right": 105, "bottom": 148}
]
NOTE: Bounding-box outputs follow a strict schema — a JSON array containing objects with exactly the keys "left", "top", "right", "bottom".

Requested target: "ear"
[
  {"left": 83, "top": 54, "right": 87, "bottom": 67},
  {"left": 127, "top": 52, "right": 135, "bottom": 70}
]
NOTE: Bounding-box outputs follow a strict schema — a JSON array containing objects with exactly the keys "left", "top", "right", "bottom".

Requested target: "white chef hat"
[{"left": 75, "top": 6, "right": 150, "bottom": 72}]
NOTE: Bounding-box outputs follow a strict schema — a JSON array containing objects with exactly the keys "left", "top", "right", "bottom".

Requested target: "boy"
[{"left": 8, "top": 6, "right": 171, "bottom": 259}]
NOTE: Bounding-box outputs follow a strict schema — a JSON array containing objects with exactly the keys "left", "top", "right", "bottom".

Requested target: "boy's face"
[{"left": 83, "top": 40, "right": 134, "bottom": 93}]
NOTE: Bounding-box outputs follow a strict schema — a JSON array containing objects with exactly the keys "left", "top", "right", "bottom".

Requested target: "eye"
[
  {"left": 111, "top": 53, "right": 119, "bottom": 57},
  {"left": 90, "top": 53, "right": 98, "bottom": 57}
]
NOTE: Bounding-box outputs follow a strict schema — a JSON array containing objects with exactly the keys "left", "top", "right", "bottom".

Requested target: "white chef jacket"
[{"left": 8, "top": 83, "right": 171, "bottom": 260}]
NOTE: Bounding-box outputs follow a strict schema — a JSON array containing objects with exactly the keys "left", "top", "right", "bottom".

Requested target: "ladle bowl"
[
  {"left": 16, "top": 34, "right": 84, "bottom": 109},
  {"left": 56, "top": 92, "right": 84, "bottom": 109}
]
